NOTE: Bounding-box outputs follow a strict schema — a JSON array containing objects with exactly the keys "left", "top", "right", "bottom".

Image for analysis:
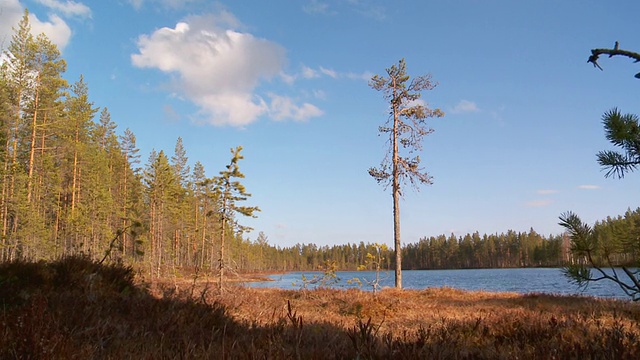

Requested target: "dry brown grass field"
[{"left": 2, "top": 257, "right": 639, "bottom": 359}]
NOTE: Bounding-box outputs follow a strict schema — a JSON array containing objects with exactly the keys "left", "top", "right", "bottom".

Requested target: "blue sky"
[{"left": 1, "top": 0, "right": 638, "bottom": 247}]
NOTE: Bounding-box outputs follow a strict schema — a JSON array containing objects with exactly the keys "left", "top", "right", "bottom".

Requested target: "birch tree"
[{"left": 369, "top": 59, "right": 444, "bottom": 288}]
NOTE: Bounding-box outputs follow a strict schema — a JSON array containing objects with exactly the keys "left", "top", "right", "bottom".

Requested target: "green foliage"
[
  {"left": 561, "top": 263, "right": 592, "bottom": 289},
  {"left": 559, "top": 211, "right": 640, "bottom": 301},
  {"left": 213, "top": 146, "right": 260, "bottom": 227},
  {"left": 558, "top": 84, "right": 640, "bottom": 299},
  {"left": 349, "top": 243, "right": 389, "bottom": 293},
  {"left": 596, "top": 108, "right": 640, "bottom": 178},
  {"left": 210, "top": 146, "right": 259, "bottom": 290},
  {"left": 404, "top": 229, "right": 563, "bottom": 269},
  {"left": 368, "top": 58, "right": 444, "bottom": 191},
  {"left": 295, "top": 260, "right": 340, "bottom": 290}
]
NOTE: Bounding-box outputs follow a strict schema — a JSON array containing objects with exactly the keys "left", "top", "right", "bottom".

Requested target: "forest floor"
[{"left": 2, "top": 257, "right": 640, "bottom": 359}]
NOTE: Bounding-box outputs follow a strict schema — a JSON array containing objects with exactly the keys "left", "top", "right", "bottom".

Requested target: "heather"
[{"left": 2, "top": 257, "right": 639, "bottom": 359}]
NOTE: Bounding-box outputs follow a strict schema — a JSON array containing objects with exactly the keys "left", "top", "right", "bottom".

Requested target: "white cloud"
[
  {"left": 0, "top": 0, "right": 23, "bottom": 43},
  {"left": 279, "top": 72, "right": 296, "bottom": 85},
  {"left": 302, "top": 66, "right": 319, "bottom": 79},
  {"left": 269, "top": 94, "right": 323, "bottom": 121},
  {"left": 526, "top": 199, "right": 554, "bottom": 207},
  {"left": 132, "top": 13, "right": 323, "bottom": 126},
  {"left": 35, "top": 0, "right": 92, "bottom": 18},
  {"left": 578, "top": 185, "right": 600, "bottom": 190},
  {"left": 296, "top": 66, "right": 366, "bottom": 82},
  {"left": 451, "top": 100, "right": 480, "bottom": 114},
  {"left": 312, "top": 89, "right": 326, "bottom": 100},
  {"left": 30, "top": 14, "right": 71, "bottom": 48},
  {"left": 0, "top": 0, "right": 72, "bottom": 50},
  {"left": 319, "top": 66, "right": 337, "bottom": 78},
  {"left": 128, "top": 0, "right": 143, "bottom": 9},
  {"left": 295, "top": 65, "right": 339, "bottom": 80},
  {"left": 195, "top": 92, "right": 268, "bottom": 127},
  {"left": 537, "top": 189, "right": 558, "bottom": 195}
]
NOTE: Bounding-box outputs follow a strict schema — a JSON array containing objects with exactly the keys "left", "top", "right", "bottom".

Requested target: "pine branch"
[{"left": 588, "top": 42, "right": 640, "bottom": 78}]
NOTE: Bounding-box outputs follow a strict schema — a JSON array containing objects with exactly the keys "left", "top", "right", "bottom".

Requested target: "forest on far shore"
[{"left": 2, "top": 13, "right": 639, "bottom": 278}]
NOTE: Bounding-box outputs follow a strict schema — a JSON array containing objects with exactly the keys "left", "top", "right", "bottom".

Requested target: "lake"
[{"left": 246, "top": 268, "right": 634, "bottom": 300}]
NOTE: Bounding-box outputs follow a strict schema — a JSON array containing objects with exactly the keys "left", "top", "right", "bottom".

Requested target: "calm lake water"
[{"left": 246, "top": 268, "right": 633, "bottom": 300}]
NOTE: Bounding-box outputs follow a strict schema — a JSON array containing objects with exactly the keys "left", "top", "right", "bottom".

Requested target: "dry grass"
[{"left": 2, "top": 257, "right": 639, "bottom": 359}]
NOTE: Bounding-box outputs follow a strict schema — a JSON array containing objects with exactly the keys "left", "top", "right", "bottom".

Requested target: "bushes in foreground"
[{"left": 1, "top": 257, "right": 640, "bottom": 359}]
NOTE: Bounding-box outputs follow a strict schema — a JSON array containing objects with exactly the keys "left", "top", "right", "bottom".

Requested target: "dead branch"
[{"left": 587, "top": 41, "right": 640, "bottom": 78}]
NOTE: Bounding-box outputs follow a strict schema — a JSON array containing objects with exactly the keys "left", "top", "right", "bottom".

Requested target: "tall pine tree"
[{"left": 369, "top": 59, "right": 444, "bottom": 288}]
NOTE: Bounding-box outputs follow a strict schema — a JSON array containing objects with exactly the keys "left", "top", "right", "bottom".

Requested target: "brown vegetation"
[{"left": 1, "top": 257, "right": 640, "bottom": 359}]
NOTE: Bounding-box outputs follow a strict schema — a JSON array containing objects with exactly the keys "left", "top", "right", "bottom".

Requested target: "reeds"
[{"left": 1, "top": 257, "right": 639, "bottom": 359}]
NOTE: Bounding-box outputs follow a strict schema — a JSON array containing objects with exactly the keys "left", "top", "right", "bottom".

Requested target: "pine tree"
[
  {"left": 369, "top": 59, "right": 444, "bottom": 288},
  {"left": 143, "top": 150, "right": 179, "bottom": 277},
  {"left": 1, "top": 11, "right": 35, "bottom": 260},
  {"left": 119, "top": 128, "right": 141, "bottom": 259},
  {"left": 59, "top": 76, "right": 98, "bottom": 254},
  {"left": 211, "top": 146, "right": 259, "bottom": 291},
  {"left": 0, "top": 12, "right": 70, "bottom": 259},
  {"left": 23, "top": 34, "right": 67, "bottom": 259},
  {"left": 170, "top": 137, "right": 191, "bottom": 266},
  {"left": 0, "top": 63, "right": 9, "bottom": 259},
  {"left": 190, "top": 161, "right": 209, "bottom": 267}
]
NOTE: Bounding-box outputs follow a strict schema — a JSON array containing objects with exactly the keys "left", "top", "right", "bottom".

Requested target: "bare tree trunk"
[
  {"left": 192, "top": 199, "right": 198, "bottom": 267},
  {"left": 201, "top": 201, "right": 206, "bottom": 268},
  {"left": 1, "top": 143, "right": 10, "bottom": 261},
  {"left": 150, "top": 200, "right": 156, "bottom": 279},
  {"left": 392, "top": 82, "right": 402, "bottom": 289},
  {"left": 174, "top": 228, "right": 179, "bottom": 267},
  {"left": 27, "top": 84, "right": 40, "bottom": 203},
  {"left": 157, "top": 201, "right": 163, "bottom": 278},
  {"left": 54, "top": 191, "right": 61, "bottom": 257},
  {"left": 122, "top": 165, "right": 129, "bottom": 259},
  {"left": 71, "top": 124, "right": 79, "bottom": 214},
  {"left": 219, "top": 216, "right": 225, "bottom": 293},
  {"left": 393, "top": 181, "right": 402, "bottom": 288}
]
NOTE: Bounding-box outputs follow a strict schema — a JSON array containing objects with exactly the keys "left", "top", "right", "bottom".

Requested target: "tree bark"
[
  {"left": 219, "top": 215, "right": 226, "bottom": 292},
  {"left": 27, "top": 82, "right": 40, "bottom": 203},
  {"left": 392, "top": 78, "right": 402, "bottom": 289}
]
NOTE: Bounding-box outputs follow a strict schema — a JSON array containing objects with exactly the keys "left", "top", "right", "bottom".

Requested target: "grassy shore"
[{"left": 1, "top": 257, "right": 639, "bottom": 359}]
